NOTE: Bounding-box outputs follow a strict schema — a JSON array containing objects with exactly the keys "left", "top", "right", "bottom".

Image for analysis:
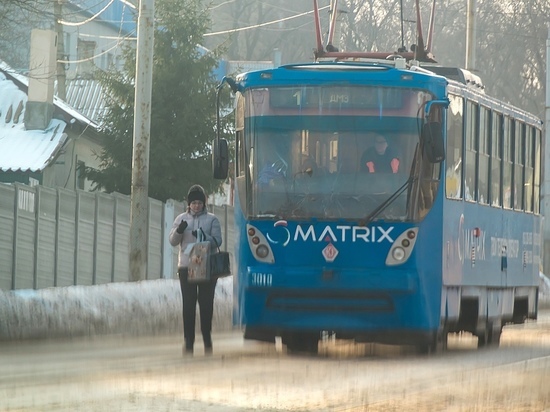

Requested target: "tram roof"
[{"left": 235, "top": 61, "right": 448, "bottom": 90}]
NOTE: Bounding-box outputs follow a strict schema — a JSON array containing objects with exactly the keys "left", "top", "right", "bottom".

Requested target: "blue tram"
[{"left": 211, "top": 5, "right": 542, "bottom": 354}]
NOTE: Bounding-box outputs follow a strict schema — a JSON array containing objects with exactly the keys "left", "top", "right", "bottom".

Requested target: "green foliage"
[{"left": 84, "top": 0, "right": 232, "bottom": 203}]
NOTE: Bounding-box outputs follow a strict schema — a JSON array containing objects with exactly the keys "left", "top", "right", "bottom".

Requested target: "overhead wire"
[
  {"left": 58, "top": 1, "right": 136, "bottom": 65},
  {"left": 204, "top": 5, "right": 330, "bottom": 37},
  {"left": 59, "top": 0, "right": 115, "bottom": 27},
  {"left": 58, "top": 30, "right": 136, "bottom": 64},
  {"left": 56, "top": 3, "right": 330, "bottom": 63}
]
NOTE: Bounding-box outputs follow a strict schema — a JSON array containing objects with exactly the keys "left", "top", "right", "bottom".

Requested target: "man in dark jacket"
[{"left": 360, "top": 134, "right": 400, "bottom": 173}]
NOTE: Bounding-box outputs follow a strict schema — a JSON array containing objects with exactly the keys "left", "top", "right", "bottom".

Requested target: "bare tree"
[
  {"left": 433, "top": 0, "right": 545, "bottom": 117},
  {"left": 207, "top": 0, "right": 545, "bottom": 115},
  {"left": 476, "top": 0, "right": 546, "bottom": 117},
  {"left": 204, "top": 0, "right": 326, "bottom": 64},
  {"left": 0, "top": 0, "right": 54, "bottom": 70}
]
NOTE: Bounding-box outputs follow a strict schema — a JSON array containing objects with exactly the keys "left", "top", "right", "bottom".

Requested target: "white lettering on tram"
[
  {"left": 453, "top": 216, "right": 538, "bottom": 267},
  {"left": 251, "top": 272, "right": 272, "bottom": 287},
  {"left": 463, "top": 229, "right": 486, "bottom": 261},
  {"left": 294, "top": 225, "right": 394, "bottom": 243},
  {"left": 490, "top": 237, "right": 519, "bottom": 258}
]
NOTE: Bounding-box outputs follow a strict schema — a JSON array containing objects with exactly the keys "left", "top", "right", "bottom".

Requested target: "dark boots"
[
  {"left": 183, "top": 339, "right": 194, "bottom": 356},
  {"left": 203, "top": 334, "right": 212, "bottom": 355},
  {"left": 182, "top": 336, "right": 212, "bottom": 356}
]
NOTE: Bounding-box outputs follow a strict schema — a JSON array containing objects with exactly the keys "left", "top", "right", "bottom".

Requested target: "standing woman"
[{"left": 169, "top": 184, "right": 222, "bottom": 356}]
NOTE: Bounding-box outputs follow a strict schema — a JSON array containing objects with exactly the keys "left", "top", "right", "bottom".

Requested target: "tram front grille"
[{"left": 265, "top": 290, "right": 393, "bottom": 312}]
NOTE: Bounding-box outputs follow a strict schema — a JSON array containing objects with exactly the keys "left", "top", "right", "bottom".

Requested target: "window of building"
[
  {"left": 77, "top": 38, "right": 96, "bottom": 78},
  {"left": 76, "top": 160, "right": 86, "bottom": 190},
  {"left": 100, "top": 52, "right": 114, "bottom": 71}
]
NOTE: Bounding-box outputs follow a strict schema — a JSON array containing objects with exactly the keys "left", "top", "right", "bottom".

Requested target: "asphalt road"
[{"left": 1, "top": 310, "right": 549, "bottom": 411}]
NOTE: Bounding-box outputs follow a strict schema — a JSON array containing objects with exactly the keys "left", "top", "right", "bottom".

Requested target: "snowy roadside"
[
  {"left": 0, "top": 277, "right": 234, "bottom": 341},
  {"left": 1, "top": 274, "right": 549, "bottom": 341}
]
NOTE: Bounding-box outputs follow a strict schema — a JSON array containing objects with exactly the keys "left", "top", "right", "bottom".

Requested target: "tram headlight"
[
  {"left": 392, "top": 246, "right": 406, "bottom": 261},
  {"left": 386, "top": 227, "right": 418, "bottom": 266},
  {"left": 256, "top": 244, "right": 269, "bottom": 259},
  {"left": 246, "top": 224, "right": 275, "bottom": 264}
]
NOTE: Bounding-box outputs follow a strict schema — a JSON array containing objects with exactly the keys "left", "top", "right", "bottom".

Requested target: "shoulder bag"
[{"left": 208, "top": 232, "right": 231, "bottom": 278}]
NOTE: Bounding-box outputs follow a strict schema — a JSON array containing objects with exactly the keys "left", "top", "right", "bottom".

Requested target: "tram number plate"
[{"left": 251, "top": 272, "right": 272, "bottom": 287}]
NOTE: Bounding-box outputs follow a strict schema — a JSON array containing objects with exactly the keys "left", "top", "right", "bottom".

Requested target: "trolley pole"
[
  {"left": 543, "top": 26, "right": 550, "bottom": 276},
  {"left": 129, "top": 0, "right": 155, "bottom": 281}
]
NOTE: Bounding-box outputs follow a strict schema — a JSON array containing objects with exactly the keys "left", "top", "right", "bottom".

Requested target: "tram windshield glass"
[{"left": 244, "top": 86, "right": 439, "bottom": 221}]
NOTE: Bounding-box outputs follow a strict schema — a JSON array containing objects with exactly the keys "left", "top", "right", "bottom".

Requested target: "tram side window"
[
  {"left": 524, "top": 126, "right": 534, "bottom": 212},
  {"left": 235, "top": 94, "right": 246, "bottom": 178},
  {"left": 464, "top": 101, "right": 477, "bottom": 202},
  {"left": 235, "top": 94, "right": 247, "bottom": 212},
  {"left": 502, "top": 117, "right": 513, "bottom": 209},
  {"left": 445, "top": 94, "right": 463, "bottom": 199},
  {"left": 478, "top": 107, "right": 490, "bottom": 204},
  {"left": 490, "top": 113, "right": 502, "bottom": 207},
  {"left": 534, "top": 129, "right": 541, "bottom": 214},
  {"left": 236, "top": 131, "right": 245, "bottom": 177},
  {"left": 514, "top": 122, "right": 525, "bottom": 210}
]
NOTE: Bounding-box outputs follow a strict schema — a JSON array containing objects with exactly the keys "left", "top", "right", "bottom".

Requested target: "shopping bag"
[{"left": 185, "top": 230, "right": 211, "bottom": 282}]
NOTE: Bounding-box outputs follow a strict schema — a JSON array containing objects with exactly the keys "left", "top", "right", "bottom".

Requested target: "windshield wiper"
[{"left": 359, "top": 176, "right": 415, "bottom": 227}]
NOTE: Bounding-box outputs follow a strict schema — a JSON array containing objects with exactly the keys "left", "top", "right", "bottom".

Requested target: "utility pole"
[
  {"left": 54, "top": 0, "right": 66, "bottom": 100},
  {"left": 129, "top": 0, "right": 155, "bottom": 281}
]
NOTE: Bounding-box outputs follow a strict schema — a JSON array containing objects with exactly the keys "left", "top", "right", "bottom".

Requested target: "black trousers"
[{"left": 178, "top": 268, "right": 217, "bottom": 348}]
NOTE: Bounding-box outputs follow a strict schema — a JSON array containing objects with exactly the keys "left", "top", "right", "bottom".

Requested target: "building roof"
[
  {"left": 64, "top": 79, "right": 107, "bottom": 124},
  {"left": 0, "top": 65, "right": 70, "bottom": 173}
]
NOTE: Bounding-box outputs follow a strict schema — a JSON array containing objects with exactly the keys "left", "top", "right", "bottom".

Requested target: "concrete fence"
[{"left": 0, "top": 183, "right": 234, "bottom": 291}]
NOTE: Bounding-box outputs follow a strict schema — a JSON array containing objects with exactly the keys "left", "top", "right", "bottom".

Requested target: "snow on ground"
[
  {"left": 1, "top": 274, "right": 549, "bottom": 341},
  {"left": 0, "top": 277, "right": 233, "bottom": 341}
]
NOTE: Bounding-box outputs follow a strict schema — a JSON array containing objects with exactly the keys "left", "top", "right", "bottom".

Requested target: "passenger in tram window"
[
  {"left": 298, "top": 154, "right": 320, "bottom": 177},
  {"left": 257, "top": 158, "right": 286, "bottom": 188},
  {"left": 360, "top": 134, "right": 400, "bottom": 173}
]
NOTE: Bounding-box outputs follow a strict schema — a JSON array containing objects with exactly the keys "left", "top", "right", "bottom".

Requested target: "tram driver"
[{"left": 360, "top": 134, "right": 400, "bottom": 174}]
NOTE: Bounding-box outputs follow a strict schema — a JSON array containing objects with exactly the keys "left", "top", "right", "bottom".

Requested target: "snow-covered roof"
[
  {"left": 0, "top": 72, "right": 69, "bottom": 173},
  {"left": 0, "top": 61, "right": 98, "bottom": 173},
  {"left": 1, "top": 60, "right": 99, "bottom": 128}
]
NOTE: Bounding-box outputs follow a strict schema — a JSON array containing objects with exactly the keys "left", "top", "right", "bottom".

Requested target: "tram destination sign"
[{"left": 269, "top": 86, "right": 403, "bottom": 110}]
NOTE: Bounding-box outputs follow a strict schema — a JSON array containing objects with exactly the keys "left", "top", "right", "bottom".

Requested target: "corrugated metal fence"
[{"left": 0, "top": 183, "right": 234, "bottom": 290}]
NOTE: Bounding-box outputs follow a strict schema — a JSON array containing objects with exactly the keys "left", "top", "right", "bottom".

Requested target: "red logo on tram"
[{"left": 322, "top": 243, "right": 339, "bottom": 262}]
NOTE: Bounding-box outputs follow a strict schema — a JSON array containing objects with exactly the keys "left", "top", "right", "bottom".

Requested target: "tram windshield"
[{"left": 244, "top": 86, "right": 440, "bottom": 221}]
